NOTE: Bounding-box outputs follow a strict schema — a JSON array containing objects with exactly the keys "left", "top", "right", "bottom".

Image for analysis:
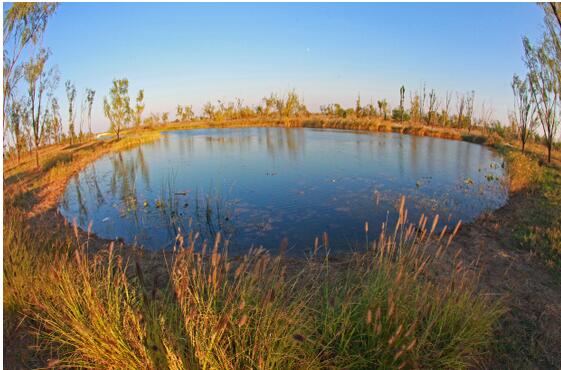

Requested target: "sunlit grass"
[{"left": 14, "top": 198, "right": 501, "bottom": 369}]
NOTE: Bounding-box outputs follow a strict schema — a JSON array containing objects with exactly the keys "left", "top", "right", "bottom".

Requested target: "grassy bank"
[
  {"left": 3, "top": 117, "right": 561, "bottom": 368},
  {"left": 498, "top": 147, "right": 561, "bottom": 276},
  {"left": 4, "top": 195, "right": 501, "bottom": 369}
]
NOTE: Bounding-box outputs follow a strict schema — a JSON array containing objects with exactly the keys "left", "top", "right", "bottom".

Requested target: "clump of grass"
[
  {"left": 504, "top": 150, "right": 542, "bottom": 192},
  {"left": 41, "top": 152, "right": 73, "bottom": 172},
  {"left": 313, "top": 205, "right": 501, "bottom": 369},
  {"left": 3, "top": 208, "right": 68, "bottom": 338},
  {"left": 31, "top": 243, "right": 155, "bottom": 369},
  {"left": 25, "top": 200, "right": 502, "bottom": 369},
  {"left": 170, "top": 233, "right": 319, "bottom": 369}
]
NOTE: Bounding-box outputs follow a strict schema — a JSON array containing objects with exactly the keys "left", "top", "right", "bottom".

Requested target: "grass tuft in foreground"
[{"left": 23, "top": 199, "right": 502, "bottom": 369}]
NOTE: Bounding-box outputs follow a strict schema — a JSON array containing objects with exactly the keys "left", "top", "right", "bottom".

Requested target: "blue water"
[{"left": 59, "top": 127, "right": 508, "bottom": 254}]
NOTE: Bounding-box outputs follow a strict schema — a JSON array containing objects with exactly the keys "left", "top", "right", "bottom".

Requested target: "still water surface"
[{"left": 60, "top": 128, "right": 508, "bottom": 254}]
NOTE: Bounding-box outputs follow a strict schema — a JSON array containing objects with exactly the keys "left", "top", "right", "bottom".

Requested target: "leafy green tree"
[
  {"left": 410, "top": 93, "right": 421, "bottom": 123},
  {"left": 355, "top": 94, "right": 362, "bottom": 117},
  {"left": 176, "top": 105, "right": 183, "bottom": 121},
  {"left": 285, "top": 90, "right": 302, "bottom": 117},
  {"left": 398, "top": 85, "right": 406, "bottom": 123},
  {"left": 392, "top": 107, "right": 410, "bottom": 121},
  {"left": 85, "top": 88, "right": 95, "bottom": 135},
  {"left": 263, "top": 94, "right": 276, "bottom": 116},
  {"left": 24, "top": 48, "right": 59, "bottom": 166},
  {"left": 51, "top": 97, "right": 62, "bottom": 143},
  {"left": 203, "top": 102, "right": 216, "bottom": 120},
  {"left": 183, "top": 105, "right": 194, "bottom": 121},
  {"left": 377, "top": 99, "right": 388, "bottom": 120},
  {"left": 103, "top": 78, "right": 131, "bottom": 140},
  {"left": 134, "top": 89, "right": 145, "bottom": 127},
  {"left": 65, "top": 80, "right": 76, "bottom": 144},
  {"left": 162, "top": 112, "right": 169, "bottom": 124},
  {"left": 3, "top": 3, "right": 57, "bottom": 144},
  {"left": 8, "top": 97, "right": 26, "bottom": 161},
  {"left": 273, "top": 94, "right": 284, "bottom": 117},
  {"left": 523, "top": 34, "right": 560, "bottom": 162},
  {"left": 455, "top": 93, "right": 465, "bottom": 128}
]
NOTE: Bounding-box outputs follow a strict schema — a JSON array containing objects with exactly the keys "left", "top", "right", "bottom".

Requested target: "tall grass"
[{"left": 24, "top": 199, "right": 502, "bottom": 369}]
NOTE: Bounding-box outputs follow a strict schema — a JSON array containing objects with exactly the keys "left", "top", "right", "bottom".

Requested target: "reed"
[
  {"left": 311, "top": 199, "right": 501, "bottom": 369},
  {"left": 7, "top": 197, "right": 502, "bottom": 369}
]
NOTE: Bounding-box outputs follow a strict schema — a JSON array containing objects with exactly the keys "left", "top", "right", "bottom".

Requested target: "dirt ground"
[{"left": 454, "top": 190, "right": 561, "bottom": 368}]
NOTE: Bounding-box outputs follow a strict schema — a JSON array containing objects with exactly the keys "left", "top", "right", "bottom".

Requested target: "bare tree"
[{"left": 478, "top": 100, "right": 495, "bottom": 133}]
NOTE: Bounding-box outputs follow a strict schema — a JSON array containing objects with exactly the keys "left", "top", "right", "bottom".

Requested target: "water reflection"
[{"left": 60, "top": 128, "right": 508, "bottom": 254}]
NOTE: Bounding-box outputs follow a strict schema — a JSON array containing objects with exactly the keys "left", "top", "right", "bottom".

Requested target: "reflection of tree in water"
[
  {"left": 262, "top": 127, "right": 305, "bottom": 161},
  {"left": 177, "top": 134, "right": 194, "bottom": 157},
  {"left": 135, "top": 147, "right": 151, "bottom": 191},
  {"left": 202, "top": 134, "right": 254, "bottom": 153},
  {"left": 73, "top": 176, "right": 88, "bottom": 225},
  {"left": 84, "top": 163, "right": 105, "bottom": 206},
  {"left": 109, "top": 148, "right": 151, "bottom": 226}
]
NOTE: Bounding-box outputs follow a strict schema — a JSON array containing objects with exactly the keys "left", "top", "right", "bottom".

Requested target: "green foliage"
[
  {"left": 377, "top": 99, "right": 388, "bottom": 120},
  {"left": 409, "top": 94, "right": 421, "bottom": 123},
  {"left": 23, "top": 48, "right": 59, "bottom": 166},
  {"left": 392, "top": 108, "right": 410, "bottom": 122},
  {"left": 3, "top": 2, "right": 58, "bottom": 135},
  {"left": 103, "top": 78, "right": 132, "bottom": 139},
  {"left": 176, "top": 105, "right": 194, "bottom": 122},
  {"left": 65, "top": 80, "right": 77, "bottom": 143},
  {"left": 85, "top": 88, "right": 96, "bottom": 134},
  {"left": 134, "top": 89, "right": 145, "bottom": 127}
]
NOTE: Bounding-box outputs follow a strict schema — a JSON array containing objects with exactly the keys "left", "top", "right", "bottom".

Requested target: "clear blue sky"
[{"left": 5, "top": 3, "right": 546, "bottom": 133}]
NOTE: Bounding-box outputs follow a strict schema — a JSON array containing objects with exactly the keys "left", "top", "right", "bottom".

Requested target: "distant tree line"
[{"left": 4, "top": 3, "right": 559, "bottom": 166}]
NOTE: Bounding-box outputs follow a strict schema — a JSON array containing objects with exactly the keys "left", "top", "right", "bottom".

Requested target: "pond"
[{"left": 59, "top": 127, "right": 508, "bottom": 255}]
